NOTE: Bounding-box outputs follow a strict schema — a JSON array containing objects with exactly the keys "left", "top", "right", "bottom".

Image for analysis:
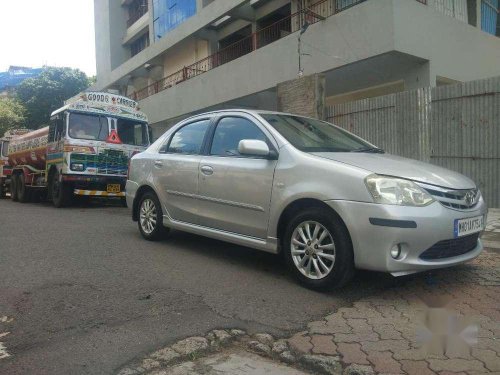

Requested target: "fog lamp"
[{"left": 391, "top": 244, "right": 402, "bottom": 259}]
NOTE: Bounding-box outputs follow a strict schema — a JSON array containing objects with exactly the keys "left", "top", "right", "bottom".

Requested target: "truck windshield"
[
  {"left": 1, "top": 141, "right": 8, "bottom": 157},
  {"left": 260, "top": 113, "right": 374, "bottom": 153},
  {"left": 116, "top": 118, "right": 149, "bottom": 146},
  {"left": 69, "top": 113, "right": 109, "bottom": 141}
]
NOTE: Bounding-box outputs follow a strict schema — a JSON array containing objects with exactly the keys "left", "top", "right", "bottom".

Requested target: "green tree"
[
  {"left": 16, "top": 67, "right": 90, "bottom": 129},
  {"left": 0, "top": 97, "right": 26, "bottom": 136}
]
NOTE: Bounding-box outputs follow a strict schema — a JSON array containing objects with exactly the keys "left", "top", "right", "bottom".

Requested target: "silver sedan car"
[{"left": 126, "top": 110, "right": 487, "bottom": 289}]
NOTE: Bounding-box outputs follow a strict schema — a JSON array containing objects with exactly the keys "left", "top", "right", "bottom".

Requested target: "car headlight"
[{"left": 365, "top": 174, "right": 434, "bottom": 206}]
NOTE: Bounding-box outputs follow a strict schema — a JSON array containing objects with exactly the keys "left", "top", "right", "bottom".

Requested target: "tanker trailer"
[
  {"left": 8, "top": 127, "right": 49, "bottom": 203},
  {"left": 9, "top": 92, "right": 151, "bottom": 208},
  {"left": 0, "top": 129, "right": 30, "bottom": 198}
]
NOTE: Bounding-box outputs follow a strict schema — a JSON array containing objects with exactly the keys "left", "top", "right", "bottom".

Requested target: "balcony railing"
[
  {"left": 130, "top": 0, "right": 427, "bottom": 101},
  {"left": 127, "top": 2, "right": 148, "bottom": 28}
]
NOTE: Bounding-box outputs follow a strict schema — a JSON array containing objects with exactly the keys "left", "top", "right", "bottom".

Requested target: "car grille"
[
  {"left": 416, "top": 182, "right": 480, "bottom": 210},
  {"left": 419, "top": 233, "right": 480, "bottom": 260}
]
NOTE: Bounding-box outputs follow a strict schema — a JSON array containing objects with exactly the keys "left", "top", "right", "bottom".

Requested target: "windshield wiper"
[{"left": 351, "top": 147, "right": 385, "bottom": 154}]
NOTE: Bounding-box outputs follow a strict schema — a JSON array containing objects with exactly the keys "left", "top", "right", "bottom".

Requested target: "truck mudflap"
[{"left": 73, "top": 189, "right": 125, "bottom": 197}]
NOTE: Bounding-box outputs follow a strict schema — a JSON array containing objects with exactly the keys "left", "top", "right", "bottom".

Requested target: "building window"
[
  {"left": 128, "top": 0, "right": 148, "bottom": 28},
  {"left": 153, "top": 0, "right": 197, "bottom": 41},
  {"left": 131, "top": 33, "right": 150, "bottom": 57},
  {"left": 433, "top": 0, "right": 469, "bottom": 23},
  {"left": 481, "top": 0, "right": 499, "bottom": 35}
]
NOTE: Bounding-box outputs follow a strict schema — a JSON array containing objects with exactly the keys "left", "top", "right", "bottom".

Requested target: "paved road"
[
  {"left": 0, "top": 199, "right": 483, "bottom": 375},
  {"left": 0, "top": 199, "right": 348, "bottom": 374}
]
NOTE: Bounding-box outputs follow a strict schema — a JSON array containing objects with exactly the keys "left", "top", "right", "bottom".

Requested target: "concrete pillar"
[
  {"left": 148, "top": 0, "right": 155, "bottom": 44},
  {"left": 476, "top": 0, "right": 482, "bottom": 29},
  {"left": 277, "top": 73, "right": 326, "bottom": 120}
]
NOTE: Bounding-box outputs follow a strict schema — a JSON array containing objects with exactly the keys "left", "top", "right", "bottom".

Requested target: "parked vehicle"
[
  {"left": 9, "top": 92, "right": 151, "bottom": 207},
  {"left": 126, "top": 110, "right": 487, "bottom": 289},
  {"left": 0, "top": 129, "right": 29, "bottom": 198}
]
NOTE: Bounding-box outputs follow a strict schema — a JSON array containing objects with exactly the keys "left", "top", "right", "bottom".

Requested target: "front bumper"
[
  {"left": 63, "top": 174, "right": 126, "bottom": 197},
  {"left": 325, "top": 199, "right": 487, "bottom": 275}
]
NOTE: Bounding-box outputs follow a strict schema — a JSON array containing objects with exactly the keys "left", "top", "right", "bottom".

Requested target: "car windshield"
[
  {"left": 1, "top": 141, "right": 8, "bottom": 157},
  {"left": 69, "top": 113, "right": 109, "bottom": 141},
  {"left": 116, "top": 118, "right": 149, "bottom": 146},
  {"left": 261, "top": 113, "right": 377, "bottom": 153}
]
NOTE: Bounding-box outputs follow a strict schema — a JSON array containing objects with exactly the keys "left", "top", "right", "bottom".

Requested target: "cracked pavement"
[{"left": 0, "top": 200, "right": 498, "bottom": 374}]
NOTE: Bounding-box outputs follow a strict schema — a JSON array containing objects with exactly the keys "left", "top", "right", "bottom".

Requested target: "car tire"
[
  {"left": 283, "top": 207, "right": 354, "bottom": 290},
  {"left": 50, "top": 170, "right": 72, "bottom": 208},
  {"left": 138, "top": 192, "right": 169, "bottom": 241},
  {"left": 10, "top": 174, "right": 19, "bottom": 201},
  {"left": 17, "top": 174, "right": 31, "bottom": 203}
]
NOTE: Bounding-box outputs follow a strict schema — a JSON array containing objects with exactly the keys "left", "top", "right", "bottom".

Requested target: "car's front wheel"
[
  {"left": 138, "top": 192, "right": 169, "bottom": 241},
  {"left": 283, "top": 207, "right": 354, "bottom": 290}
]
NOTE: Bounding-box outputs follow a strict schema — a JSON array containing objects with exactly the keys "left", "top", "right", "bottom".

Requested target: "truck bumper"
[{"left": 63, "top": 174, "right": 126, "bottom": 197}]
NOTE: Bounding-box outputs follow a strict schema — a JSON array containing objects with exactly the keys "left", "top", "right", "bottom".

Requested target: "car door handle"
[
  {"left": 154, "top": 160, "right": 163, "bottom": 168},
  {"left": 200, "top": 165, "right": 213, "bottom": 175}
]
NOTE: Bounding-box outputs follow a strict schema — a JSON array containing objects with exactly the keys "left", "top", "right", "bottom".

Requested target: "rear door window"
[{"left": 160, "top": 119, "right": 211, "bottom": 154}]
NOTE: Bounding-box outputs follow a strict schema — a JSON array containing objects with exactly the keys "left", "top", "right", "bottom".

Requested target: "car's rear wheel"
[
  {"left": 138, "top": 192, "right": 169, "bottom": 241},
  {"left": 283, "top": 207, "right": 354, "bottom": 290}
]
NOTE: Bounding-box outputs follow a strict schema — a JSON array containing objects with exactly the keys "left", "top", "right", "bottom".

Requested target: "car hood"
[{"left": 311, "top": 152, "right": 476, "bottom": 189}]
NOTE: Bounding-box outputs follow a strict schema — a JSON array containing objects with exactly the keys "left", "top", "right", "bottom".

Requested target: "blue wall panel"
[
  {"left": 481, "top": 0, "right": 498, "bottom": 35},
  {"left": 153, "top": 0, "right": 197, "bottom": 41}
]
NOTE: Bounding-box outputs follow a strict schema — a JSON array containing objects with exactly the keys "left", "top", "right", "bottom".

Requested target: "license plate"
[
  {"left": 454, "top": 215, "right": 484, "bottom": 238},
  {"left": 107, "top": 184, "right": 121, "bottom": 193}
]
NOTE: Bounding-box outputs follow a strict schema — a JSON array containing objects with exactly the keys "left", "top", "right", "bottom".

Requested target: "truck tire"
[
  {"left": 17, "top": 174, "right": 31, "bottom": 203},
  {"left": 10, "top": 174, "right": 19, "bottom": 201},
  {"left": 50, "top": 170, "right": 72, "bottom": 208},
  {"left": 0, "top": 178, "right": 5, "bottom": 199}
]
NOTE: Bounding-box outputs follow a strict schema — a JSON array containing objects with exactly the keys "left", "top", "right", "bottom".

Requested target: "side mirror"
[{"left": 238, "top": 139, "right": 276, "bottom": 159}]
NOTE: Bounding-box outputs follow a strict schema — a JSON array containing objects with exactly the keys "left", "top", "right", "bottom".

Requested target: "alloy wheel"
[
  {"left": 291, "top": 221, "right": 336, "bottom": 280},
  {"left": 140, "top": 198, "right": 157, "bottom": 235}
]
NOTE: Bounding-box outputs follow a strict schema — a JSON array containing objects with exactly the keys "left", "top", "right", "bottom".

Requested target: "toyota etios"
[{"left": 126, "top": 110, "right": 486, "bottom": 289}]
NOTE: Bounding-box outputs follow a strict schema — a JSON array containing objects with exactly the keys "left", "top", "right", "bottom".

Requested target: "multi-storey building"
[{"left": 94, "top": 0, "right": 500, "bottom": 136}]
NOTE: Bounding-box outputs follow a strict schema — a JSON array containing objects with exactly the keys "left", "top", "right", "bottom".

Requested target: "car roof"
[{"left": 182, "top": 109, "right": 315, "bottom": 122}]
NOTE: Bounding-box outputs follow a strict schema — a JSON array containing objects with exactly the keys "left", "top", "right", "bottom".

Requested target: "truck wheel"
[
  {"left": 283, "top": 207, "right": 355, "bottom": 290},
  {"left": 10, "top": 174, "right": 19, "bottom": 201},
  {"left": 17, "top": 174, "right": 31, "bottom": 203},
  {"left": 0, "top": 178, "right": 5, "bottom": 199},
  {"left": 50, "top": 170, "right": 72, "bottom": 208}
]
